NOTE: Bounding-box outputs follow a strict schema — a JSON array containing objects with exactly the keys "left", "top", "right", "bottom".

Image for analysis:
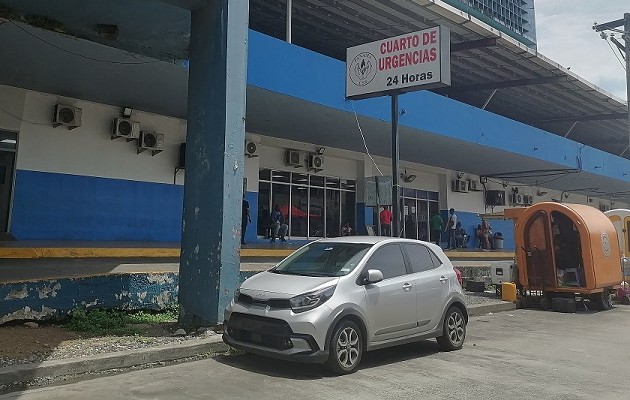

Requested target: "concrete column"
[{"left": 179, "top": 0, "right": 249, "bottom": 328}]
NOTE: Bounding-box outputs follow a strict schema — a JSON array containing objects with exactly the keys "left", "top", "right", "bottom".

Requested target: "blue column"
[{"left": 178, "top": 0, "right": 249, "bottom": 327}]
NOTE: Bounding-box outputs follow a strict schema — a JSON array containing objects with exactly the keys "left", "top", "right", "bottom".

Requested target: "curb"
[
  {"left": 0, "top": 336, "right": 229, "bottom": 386},
  {"left": 468, "top": 301, "right": 516, "bottom": 317}
]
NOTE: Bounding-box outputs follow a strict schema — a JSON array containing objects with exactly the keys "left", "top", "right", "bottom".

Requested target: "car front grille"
[
  {"left": 236, "top": 293, "right": 291, "bottom": 309},
  {"left": 226, "top": 313, "right": 294, "bottom": 350}
]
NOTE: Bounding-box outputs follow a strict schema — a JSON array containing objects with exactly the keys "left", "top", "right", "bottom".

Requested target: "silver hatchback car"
[{"left": 223, "top": 237, "right": 467, "bottom": 374}]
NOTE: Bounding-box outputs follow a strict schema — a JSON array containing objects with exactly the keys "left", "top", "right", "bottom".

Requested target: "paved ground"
[{"left": 2, "top": 306, "right": 629, "bottom": 400}]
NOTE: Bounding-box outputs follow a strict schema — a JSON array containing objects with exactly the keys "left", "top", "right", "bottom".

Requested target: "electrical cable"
[
  {"left": 0, "top": 105, "right": 49, "bottom": 126},
  {"left": 351, "top": 102, "right": 384, "bottom": 176},
  {"left": 605, "top": 37, "right": 626, "bottom": 70},
  {"left": 9, "top": 21, "right": 161, "bottom": 65}
]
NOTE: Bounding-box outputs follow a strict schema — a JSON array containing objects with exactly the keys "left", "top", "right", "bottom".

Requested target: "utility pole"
[{"left": 594, "top": 14, "right": 630, "bottom": 159}]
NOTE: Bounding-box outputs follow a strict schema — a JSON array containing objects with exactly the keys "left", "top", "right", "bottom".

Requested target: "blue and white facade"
[{"left": 1, "top": 15, "right": 628, "bottom": 252}]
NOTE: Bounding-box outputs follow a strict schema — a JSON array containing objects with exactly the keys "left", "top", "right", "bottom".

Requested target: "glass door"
[{"left": 403, "top": 197, "right": 417, "bottom": 239}]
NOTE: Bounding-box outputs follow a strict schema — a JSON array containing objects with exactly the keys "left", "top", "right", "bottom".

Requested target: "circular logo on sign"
[
  {"left": 349, "top": 52, "right": 378, "bottom": 87},
  {"left": 601, "top": 232, "right": 611, "bottom": 257}
]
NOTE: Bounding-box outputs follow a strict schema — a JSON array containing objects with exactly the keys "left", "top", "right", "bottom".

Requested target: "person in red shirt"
[{"left": 380, "top": 206, "right": 393, "bottom": 236}]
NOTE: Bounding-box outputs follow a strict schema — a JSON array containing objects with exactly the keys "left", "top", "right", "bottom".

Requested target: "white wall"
[
  {"left": 0, "top": 86, "right": 25, "bottom": 132},
  {"left": 3, "top": 85, "right": 187, "bottom": 185}
]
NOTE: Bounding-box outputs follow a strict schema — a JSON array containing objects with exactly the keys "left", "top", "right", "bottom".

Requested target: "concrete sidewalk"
[{"left": 0, "top": 301, "right": 515, "bottom": 389}]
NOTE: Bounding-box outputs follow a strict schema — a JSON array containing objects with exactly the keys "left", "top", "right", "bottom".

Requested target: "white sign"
[{"left": 346, "top": 26, "right": 451, "bottom": 99}]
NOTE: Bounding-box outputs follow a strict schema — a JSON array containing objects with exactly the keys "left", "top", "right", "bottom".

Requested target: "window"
[
  {"left": 259, "top": 169, "right": 356, "bottom": 239},
  {"left": 403, "top": 244, "right": 435, "bottom": 273},
  {"left": 365, "top": 244, "right": 408, "bottom": 280}
]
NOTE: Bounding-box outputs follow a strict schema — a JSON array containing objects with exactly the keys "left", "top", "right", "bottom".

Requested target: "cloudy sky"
[{"left": 535, "top": 1, "right": 628, "bottom": 100}]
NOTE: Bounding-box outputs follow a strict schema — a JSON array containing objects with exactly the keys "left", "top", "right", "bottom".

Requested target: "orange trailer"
[{"left": 506, "top": 202, "right": 623, "bottom": 310}]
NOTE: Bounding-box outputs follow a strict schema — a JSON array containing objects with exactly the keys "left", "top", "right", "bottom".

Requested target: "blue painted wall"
[
  {"left": 11, "top": 170, "right": 184, "bottom": 241},
  {"left": 243, "top": 191, "right": 258, "bottom": 244},
  {"left": 247, "top": 30, "right": 630, "bottom": 185}
]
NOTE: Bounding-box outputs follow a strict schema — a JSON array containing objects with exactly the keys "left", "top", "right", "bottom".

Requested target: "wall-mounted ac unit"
[
  {"left": 452, "top": 179, "right": 468, "bottom": 193},
  {"left": 523, "top": 195, "right": 534, "bottom": 206},
  {"left": 245, "top": 140, "right": 258, "bottom": 158},
  {"left": 486, "top": 190, "right": 506, "bottom": 206},
  {"left": 112, "top": 118, "right": 140, "bottom": 140},
  {"left": 137, "top": 131, "right": 164, "bottom": 156},
  {"left": 509, "top": 193, "right": 524, "bottom": 205},
  {"left": 53, "top": 104, "right": 82, "bottom": 130},
  {"left": 308, "top": 154, "right": 324, "bottom": 170},
  {"left": 285, "top": 149, "right": 301, "bottom": 167},
  {"left": 599, "top": 203, "right": 611, "bottom": 212},
  {"left": 468, "top": 180, "right": 483, "bottom": 191}
]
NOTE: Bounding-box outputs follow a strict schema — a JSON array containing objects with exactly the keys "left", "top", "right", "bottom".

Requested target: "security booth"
[{"left": 505, "top": 203, "right": 623, "bottom": 310}]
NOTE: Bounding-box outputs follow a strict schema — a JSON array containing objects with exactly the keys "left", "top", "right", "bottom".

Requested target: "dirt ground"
[
  {"left": 0, "top": 325, "right": 82, "bottom": 360},
  {"left": 0, "top": 322, "right": 180, "bottom": 367}
]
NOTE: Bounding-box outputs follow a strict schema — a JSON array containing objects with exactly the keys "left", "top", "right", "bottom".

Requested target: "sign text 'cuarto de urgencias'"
[{"left": 346, "top": 26, "right": 451, "bottom": 99}]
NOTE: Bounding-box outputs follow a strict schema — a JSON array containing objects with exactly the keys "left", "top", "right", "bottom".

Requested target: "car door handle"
[
  {"left": 402, "top": 282, "right": 413, "bottom": 291},
  {"left": 439, "top": 276, "right": 449, "bottom": 282}
]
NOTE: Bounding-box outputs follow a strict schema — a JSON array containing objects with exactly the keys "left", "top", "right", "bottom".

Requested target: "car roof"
[{"left": 315, "top": 236, "right": 440, "bottom": 249}]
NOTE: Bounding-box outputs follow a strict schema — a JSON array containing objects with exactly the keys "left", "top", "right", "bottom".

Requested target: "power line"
[
  {"left": 605, "top": 37, "right": 626, "bottom": 70},
  {"left": 351, "top": 102, "right": 384, "bottom": 176},
  {"left": 9, "top": 21, "right": 161, "bottom": 65},
  {"left": 0, "top": 105, "right": 49, "bottom": 126}
]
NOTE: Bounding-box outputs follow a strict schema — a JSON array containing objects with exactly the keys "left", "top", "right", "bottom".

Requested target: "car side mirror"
[{"left": 365, "top": 269, "right": 383, "bottom": 284}]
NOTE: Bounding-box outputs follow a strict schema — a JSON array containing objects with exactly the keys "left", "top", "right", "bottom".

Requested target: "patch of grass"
[{"left": 64, "top": 306, "right": 179, "bottom": 336}]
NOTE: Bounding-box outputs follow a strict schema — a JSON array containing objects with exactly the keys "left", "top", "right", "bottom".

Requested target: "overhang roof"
[{"left": 0, "top": 0, "right": 628, "bottom": 157}]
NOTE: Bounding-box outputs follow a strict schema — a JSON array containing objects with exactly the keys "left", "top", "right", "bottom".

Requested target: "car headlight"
[
  {"left": 233, "top": 287, "right": 241, "bottom": 303},
  {"left": 289, "top": 285, "right": 336, "bottom": 313}
]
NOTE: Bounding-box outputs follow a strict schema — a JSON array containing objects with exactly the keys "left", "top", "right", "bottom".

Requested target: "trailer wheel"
[{"left": 591, "top": 290, "right": 613, "bottom": 311}]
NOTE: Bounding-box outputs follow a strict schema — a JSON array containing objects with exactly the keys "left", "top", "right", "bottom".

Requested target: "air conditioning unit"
[
  {"left": 486, "top": 190, "right": 506, "bottom": 206},
  {"left": 111, "top": 118, "right": 140, "bottom": 140},
  {"left": 452, "top": 179, "right": 468, "bottom": 193},
  {"left": 523, "top": 195, "right": 534, "bottom": 206},
  {"left": 245, "top": 140, "right": 258, "bottom": 158},
  {"left": 599, "top": 203, "right": 611, "bottom": 212},
  {"left": 468, "top": 180, "right": 482, "bottom": 191},
  {"left": 285, "top": 149, "right": 301, "bottom": 167},
  {"left": 137, "top": 131, "right": 164, "bottom": 156},
  {"left": 53, "top": 104, "right": 82, "bottom": 130},
  {"left": 308, "top": 154, "right": 324, "bottom": 170},
  {"left": 510, "top": 193, "right": 524, "bottom": 205}
]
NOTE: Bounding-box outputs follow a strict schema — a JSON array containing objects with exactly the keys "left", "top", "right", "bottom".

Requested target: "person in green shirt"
[{"left": 430, "top": 211, "right": 443, "bottom": 247}]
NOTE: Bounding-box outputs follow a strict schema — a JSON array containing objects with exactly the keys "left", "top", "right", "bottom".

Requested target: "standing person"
[
  {"left": 380, "top": 206, "right": 393, "bottom": 237},
  {"left": 341, "top": 222, "right": 353, "bottom": 236},
  {"left": 270, "top": 205, "right": 288, "bottom": 243},
  {"left": 241, "top": 196, "right": 251, "bottom": 245},
  {"left": 444, "top": 208, "right": 457, "bottom": 250},
  {"left": 430, "top": 211, "right": 443, "bottom": 247}
]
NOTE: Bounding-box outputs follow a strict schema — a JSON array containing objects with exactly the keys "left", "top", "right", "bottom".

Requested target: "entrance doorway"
[{"left": 0, "top": 130, "right": 17, "bottom": 233}]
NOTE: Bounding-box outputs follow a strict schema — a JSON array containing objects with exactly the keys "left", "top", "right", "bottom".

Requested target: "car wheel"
[
  {"left": 437, "top": 307, "right": 466, "bottom": 351},
  {"left": 591, "top": 290, "right": 613, "bottom": 311},
  {"left": 325, "top": 320, "right": 363, "bottom": 374}
]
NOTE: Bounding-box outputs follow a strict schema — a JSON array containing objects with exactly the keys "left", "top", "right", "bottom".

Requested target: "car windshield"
[{"left": 271, "top": 242, "right": 372, "bottom": 277}]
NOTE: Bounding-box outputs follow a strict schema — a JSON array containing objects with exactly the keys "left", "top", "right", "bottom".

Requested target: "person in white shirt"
[{"left": 444, "top": 208, "right": 458, "bottom": 250}]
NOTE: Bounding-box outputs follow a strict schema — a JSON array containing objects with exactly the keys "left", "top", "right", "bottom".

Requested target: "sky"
[{"left": 535, "top": 0, "right": 628, "bottom": 100}]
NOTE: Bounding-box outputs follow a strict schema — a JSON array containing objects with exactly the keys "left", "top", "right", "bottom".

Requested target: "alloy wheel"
[
  {"left": 336, "top": 327, "right": 360, "bottom": 368},
  {"left": 447, "top": 311, "right": 465, "bottom": 346}
]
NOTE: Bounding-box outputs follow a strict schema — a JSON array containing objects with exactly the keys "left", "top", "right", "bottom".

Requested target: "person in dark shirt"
[{"left": 241, "top": 197, "right": 251, "bottom": 245}]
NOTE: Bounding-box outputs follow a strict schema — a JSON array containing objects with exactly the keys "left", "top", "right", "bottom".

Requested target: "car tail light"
[{"left": 454, "top": 268, "right": 463, "bottom": 286}]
